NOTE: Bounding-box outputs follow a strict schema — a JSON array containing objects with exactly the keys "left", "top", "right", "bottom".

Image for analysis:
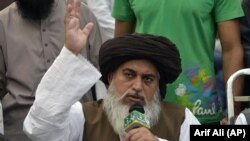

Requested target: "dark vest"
[{"left": 82, "top": 100, "right": 185, "bottom": 141}]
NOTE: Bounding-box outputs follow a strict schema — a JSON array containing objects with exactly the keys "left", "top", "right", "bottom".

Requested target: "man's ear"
[{"left": 107, "top": 73, "right": 113, "bottom": 84}]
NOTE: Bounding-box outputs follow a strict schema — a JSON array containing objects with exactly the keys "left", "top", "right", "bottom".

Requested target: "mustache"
[{"left": 118, "top": 89, "right": 145, "bottom": 102}]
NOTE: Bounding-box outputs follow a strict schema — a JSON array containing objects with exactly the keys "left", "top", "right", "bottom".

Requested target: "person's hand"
[
  {"left": 64, "top": 0, "right": 93, "bottom": 54},
  {"left": 123, "top": 127, "right": 158, "bottom": 141},
  {"left": 220, "top": 117, "right": 228, "bottom": 125},
  {"left": 220, "top": 114, "right": 240, "bottom": 125}
]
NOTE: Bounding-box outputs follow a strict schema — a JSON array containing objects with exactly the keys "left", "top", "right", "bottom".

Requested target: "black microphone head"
[
  {"left": 124, "top": 103, "right": 150, "bottom": 131},
  {"left": 129, "top": 103, "right": 145, "bottom": 114}
]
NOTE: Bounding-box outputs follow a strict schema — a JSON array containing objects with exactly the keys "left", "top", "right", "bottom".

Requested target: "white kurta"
[
  {"left": 235, "top": 113, "right": 248, "bottom": 125},
  {"left": 85, "top": 0, "right": 114, "bottom": 41},
  {"left": 23, "top": 47, "right": 200, "bottom": 141}
]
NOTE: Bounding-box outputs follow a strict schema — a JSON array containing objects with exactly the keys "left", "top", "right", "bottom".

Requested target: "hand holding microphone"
[
  {"left": 123, "top": 103, "right": 158, "bottom": 141},
  {"left": 124, "top": 103, "right": 150, "bottom": 132}
]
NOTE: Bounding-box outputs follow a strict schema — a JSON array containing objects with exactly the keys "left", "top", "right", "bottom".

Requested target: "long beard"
[
  {"left": 16, "top": 0, "right": 55, "bottom": 22},
  {"left": 103, "top": 82, "right": 161, "bottom": 135}
]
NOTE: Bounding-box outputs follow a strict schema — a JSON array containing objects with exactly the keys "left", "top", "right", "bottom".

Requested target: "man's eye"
[
  {"left": 144, "top": 77, "right": 154, "bottom": 83},
  {"left": 124, "top": 72, "right": 133, "bottom": 78}
]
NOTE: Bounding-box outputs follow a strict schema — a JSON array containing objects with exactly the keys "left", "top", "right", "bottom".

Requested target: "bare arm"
[
  {"left": 218, "top": 19, "right": 244, "bottom": 115},
  {"left": 114, "top": 19, "right": 135, "bottom": 37}
]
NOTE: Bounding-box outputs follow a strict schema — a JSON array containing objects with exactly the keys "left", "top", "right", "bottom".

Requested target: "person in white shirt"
[{"left": 23, "top": 0, "right": 200, "bottom": 140}]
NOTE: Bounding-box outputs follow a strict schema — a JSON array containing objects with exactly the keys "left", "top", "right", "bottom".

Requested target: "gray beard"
[{"left": 103, "top": 82, "right": 161, "bottom": 135}]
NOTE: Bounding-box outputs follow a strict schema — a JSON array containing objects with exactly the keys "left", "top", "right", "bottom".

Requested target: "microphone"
[{"left": 124, "top": 103, "right": 150, "bottom": 132}]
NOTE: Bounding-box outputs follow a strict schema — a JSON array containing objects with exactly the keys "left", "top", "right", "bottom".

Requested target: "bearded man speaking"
[{"left": 23, "top": 0, "right": 200, "bottom": 140}]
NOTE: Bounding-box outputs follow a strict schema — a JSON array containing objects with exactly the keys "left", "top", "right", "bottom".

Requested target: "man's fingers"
[
  {"left": 71, "top": 3, "right": 76, "bottom": 18},
  {"left": 65, "top": 2, "right": 73, "bottom": 25},
  {"left": 81, "top": 22, "right": 94, "bottom": 37},
  {"left": 65, "top": 0, "right": 81, "bottom": 28},
  {"left": 75, "top": 0, "right": 81, "bottom": 19},
  {"left": 66, "top": 0, "right": 74, "bottom": 17},
  {"left": 75, "top": 0, "right": 81, "bottom": 20},
  {"left": 66, "top": 0, "right": 74, "bottom": 6},
  {"left": 124, "top": 128, "right": 139, "bottom": 141}
]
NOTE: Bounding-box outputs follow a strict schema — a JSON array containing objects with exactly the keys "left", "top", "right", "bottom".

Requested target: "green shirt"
[{"left": 112, "top": 0, "right": 243, "bottom": 124}]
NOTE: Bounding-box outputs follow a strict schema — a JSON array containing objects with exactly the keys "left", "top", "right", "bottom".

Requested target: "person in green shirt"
[{"left": 112, "top": 0, "right": 244, "bottom": 124}]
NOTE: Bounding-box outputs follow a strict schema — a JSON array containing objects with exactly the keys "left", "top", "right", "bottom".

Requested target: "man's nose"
[{"left": 132, "top": 77, "right": 143, "bottom": 92}]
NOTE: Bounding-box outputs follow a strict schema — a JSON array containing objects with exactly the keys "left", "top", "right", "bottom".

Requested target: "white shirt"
[
  {"left": 235, "top": 113, "right": 248, "bottom": 125},
  {"left": 85, "top": 0, "right": 114, "bottom": 41},
  {"left": 23, "top": 47, "right": 200, "bottom": 141}
]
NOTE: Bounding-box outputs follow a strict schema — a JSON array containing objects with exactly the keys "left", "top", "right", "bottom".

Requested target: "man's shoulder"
[
  {"left": 83, "top": 99, "right": 103, "bottom": 109},
  {"left": 161, "top": 101, "right": 186, "bottom": 113},
  {"left": 82, "top": 100, "right": 105, "bottom": 120},
  {"left": 0, "top": 3, "right": 18, "bottom": 22},
  {"left": 161, "top": 101, "right": 185, "bottom": 108},
  {"left": 0, "top": 0, "right": 15, "bottom": 11}
]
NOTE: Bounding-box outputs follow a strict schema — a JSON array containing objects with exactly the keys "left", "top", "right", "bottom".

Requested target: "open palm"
[{"left": 64, "top": 0, "right": 93, "bottom": 54}]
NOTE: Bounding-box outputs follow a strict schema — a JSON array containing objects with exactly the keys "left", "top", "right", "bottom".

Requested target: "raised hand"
[{"left": 64, "top": 0, "right": 94, "bottom": 54}]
